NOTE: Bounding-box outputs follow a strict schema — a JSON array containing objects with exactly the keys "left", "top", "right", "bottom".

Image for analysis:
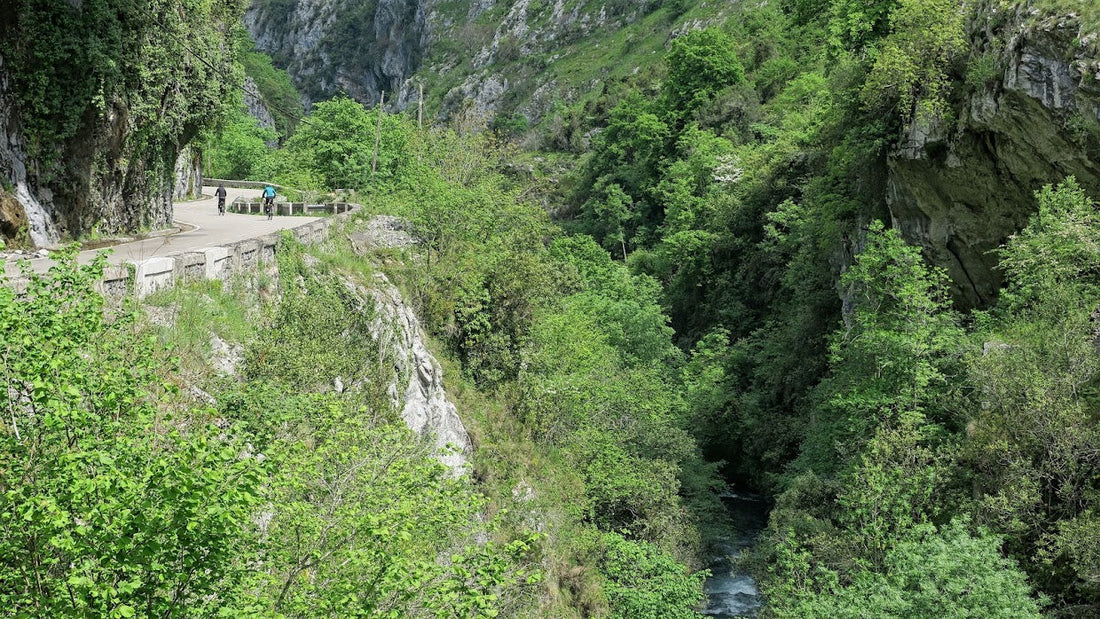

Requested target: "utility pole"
[
  {"left": 418, "top": 82, "right": 424, "bottom": 130},
  {"left": 372, "top": 91, "right": 385, "bottom": 175}
]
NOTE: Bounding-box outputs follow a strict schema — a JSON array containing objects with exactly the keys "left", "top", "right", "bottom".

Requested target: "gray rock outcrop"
[
  {"left": 363, "top": 269, "right": 471, "bottom": 473},
  {"left": 887, "top": 10, "right": 1100, "bottom": 308},
  {"left": 174, "top": 146, "right": 204, "bottom": 202},
  {"left": 244, "top": 0, "right": 430, "bottom": 107},
  {"left": 0, "top": 44, "right": 197, "bottom": 248},
  {"left": 244, "top": 76, "right": 277, "bottom": 132},
  {"left": 244, "top": 0, "right": 686, "bottom": 123},
  {"left": 0, "top": 53, "right": 57, "bottom": 247},
  {"left": 348, "top": 218, "right": 469, "bottom": 473}
]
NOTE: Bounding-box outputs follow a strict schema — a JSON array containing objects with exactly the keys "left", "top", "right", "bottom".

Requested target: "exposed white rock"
[
  {"left": 211, "top": 334, "right": 243, "bottom": 377},
  {"left": 362, "top": 270, "right": 472, "bottom": 474},
  {"left": 173, "top": 146, "right": 204, "bottom": 201},
  {"left": 348, "top": 215, "right": 417, "bottom": 251},
  {"left": 0, "top": 54, "right": 57, "bottom": 247},
  {"left": 1005, "top": 51, "right": 1077, "bottom": 110}
]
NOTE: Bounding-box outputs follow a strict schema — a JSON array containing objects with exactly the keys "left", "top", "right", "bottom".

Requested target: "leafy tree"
[
  {"left": 204, "top": 107, "right": 278, "bottom": 180},
  {"left": 0, "top": 250, "right": 261, "bottom": 616},
  {"left": 861, "top": 0, "right": 966, "bottom": 121},
  {"left": 285, "top": 96, "right": 415, "bottom": 192},
  {"left": 965, "top": 179, "right": 1100, "bottom": 604},
  {"left": 663, "top": 29, "right": 746, "bottom": 120},
  {"left": 600, "top": 532, "right": 707, "bottom": 619},
  {"left": 800, "top": 220, "right": 966, "bottom": 473},
  {"left": 826, "top": 0, "right": 897, "bottom": 56},
  {"left": 762, "top": 222, "right": 975, "bottom": 612},
  {"left": 771, "top": 520, "right": 1042, "bottom": 618}
]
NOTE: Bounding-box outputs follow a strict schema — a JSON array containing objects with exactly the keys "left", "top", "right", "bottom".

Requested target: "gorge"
[{"left": 2, "top": 1, "right": 1100, "bottom": 617}]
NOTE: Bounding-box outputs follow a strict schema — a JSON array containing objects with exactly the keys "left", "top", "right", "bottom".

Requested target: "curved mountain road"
[{"left": 4, "top": 186, "right": 322, "bottom": 277}]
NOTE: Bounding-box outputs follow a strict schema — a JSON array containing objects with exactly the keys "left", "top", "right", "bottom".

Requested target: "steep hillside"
[
  {"left": 243, "top": 0, "right": 734, "bottom": 121},
  {"left": 244, "top": 1, "right": 1100, "bottom": 307},
  {"left": 244, "top": 0, "right": 429, "bottom": 106}
]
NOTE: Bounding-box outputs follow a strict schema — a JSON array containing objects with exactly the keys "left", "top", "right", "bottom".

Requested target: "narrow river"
[{"left": 703, "top": 490, "right": 769, "bottom": 618}]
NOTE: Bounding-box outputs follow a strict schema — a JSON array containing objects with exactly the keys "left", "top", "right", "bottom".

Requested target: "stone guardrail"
[
  {"left": 230, "top": 201, "right": 356, "bottom": 216},
  {"left": 11, "top": 203, "right": 359, "bottom": 299}
]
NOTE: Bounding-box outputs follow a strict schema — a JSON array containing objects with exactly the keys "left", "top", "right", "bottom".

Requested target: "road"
[{"left": 4, "top": 186, "right": 322, "bottom": 277}]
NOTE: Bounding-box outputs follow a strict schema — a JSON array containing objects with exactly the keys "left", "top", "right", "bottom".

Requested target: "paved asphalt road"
[{"left": 4, "top": 186, "right": 322, "bottom": 277}]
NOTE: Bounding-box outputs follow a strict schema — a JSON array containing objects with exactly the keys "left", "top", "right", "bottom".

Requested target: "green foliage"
[
  {"left": 770, "top": 520, "right": 1042, "bottom": 618},
  {"left": 204, "top": 107, "right": 278, "bottom": 180},
  {"left": 759, "top": 181, "right": 1100, "bottom": 613},
  {"left": 818, "top": 220, "right": 964, "bottom": 449},
  {"left": 0, "top": 249, "right": 261, "bottom": 615},
  {"left": 7, "top": 0, "right": 244, "bottom": 156},
  {"left": 238, "top": 32, "right": 304, "bottom": 138},
  {"left": 236, "top": 391, "right": 523, "bottom": 617},
  {"left": 491, "top": 112, "right": 531, "bottom": 138},
  {"left": 600, "top": 532, "right": 707, "bottom": 619},
  {"left": 393, "top": 129, "right": 560, "bottom": 385},
  {"left": 826, "top": 0, "right": 897, "bottom": 56},
  {"left": 663, "top": 29, "right": 746, "bottom": 119},
  {"left": 0, "top": 236, "right": 543, "bottom": 617},
  {"left": 373, "top": 127, "right": 716, "bottom": 615},
  {"left": 964, "top": 179, "right": 1100, "bottom": 605},
  {"left": 283, "top": 96, "right": 416, "bottom": 192},
  {"left": 860, "top": 0, "right": 966, "bottom": 122},
  {"left": 997, "top": 178, "right": 1100, "bottom": 310},
  {"left": 245, "top": 238, "right": 381, "bottom": 390}
]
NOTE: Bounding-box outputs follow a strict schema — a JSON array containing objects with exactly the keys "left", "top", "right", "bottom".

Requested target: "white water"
[{"left": 703, "top": 491, "right": 768, "bottom": 618}]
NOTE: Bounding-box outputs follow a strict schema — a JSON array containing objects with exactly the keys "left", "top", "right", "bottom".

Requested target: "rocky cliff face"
[
  {"left": 245, "top": 0, "right": 429, "bottom": 106},
  {"left": 0, "top": 54, "right": 53, "bottom": 247},
  {"left": 425, "top": 0, "right": 665, "bottom": 120},
  {"left": 174, "top": 147, "right": 204, "bottom": 202},
  {"left": 0, "top": 52, "right": 181, "bottom": 247},
  {"left": 887, "top": 9, "right": 1100, "bottom": 308},
  {"left": 244, "top": 0, "right": 688, "bottom": 120},
  {"left": 0, "top": 3, "right": 239, "bottom": 248},
  {"left": 244, "top": 76, "right": 278, "bottom": 132},
  {"left": 352, "top": 216, "right": 471, "bottom": 473},
  {"left": 364, "top": 270, "right": 472, "bottom": 473}
]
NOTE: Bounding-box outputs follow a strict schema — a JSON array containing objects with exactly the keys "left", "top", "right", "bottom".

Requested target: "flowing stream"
[{"left": 703, "top": 491, "right": 770, "bottom": 618}]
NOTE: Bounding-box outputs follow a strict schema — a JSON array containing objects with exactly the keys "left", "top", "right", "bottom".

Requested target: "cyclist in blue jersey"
[{"left": 262, "top": 185, "right": 276, "bottom": 220}]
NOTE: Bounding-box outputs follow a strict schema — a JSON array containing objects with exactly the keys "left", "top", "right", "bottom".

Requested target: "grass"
[
  {"left": 426, "top": 330, "right": 611, "bottom": 618},
  {"left": 142, "top": 275, "right": 268, "bottom": 390}
]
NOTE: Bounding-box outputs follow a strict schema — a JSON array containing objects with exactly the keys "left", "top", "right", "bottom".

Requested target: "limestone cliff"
[
  {"left": 244, "top": 0, "right": 714, "bottom": 122},
  {"left": 244, "top": 76, "right": 278, "bottom": 132},
  {"left": 0, "top": 68, "right": 186, "bottom": 247},
  {"left": 887, "top": 8, "right": 1100, "bottom": 308},
  {"left": 0, "top": 3, "right": 240, "bottom": 248},
  {"left": 244, "top": 0, "right": 429, "bottom": 107},
  {"left": 174, "top": 147, "right": 205, "bottom": 203},
  {"left": 352, "top": 216, "right": 471, "bottom": 473},
  {"left": 0, "top": 54, "right": 54, "bottom": 247}
]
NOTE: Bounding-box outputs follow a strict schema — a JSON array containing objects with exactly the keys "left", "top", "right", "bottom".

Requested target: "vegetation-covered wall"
[{"left": 0, "top": 0, "right": 245, "bottom": 245}]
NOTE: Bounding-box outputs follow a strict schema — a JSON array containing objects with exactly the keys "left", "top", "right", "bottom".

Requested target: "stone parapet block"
[{"left": 3, "top": 202, "right": 360, "bottom": 300}]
